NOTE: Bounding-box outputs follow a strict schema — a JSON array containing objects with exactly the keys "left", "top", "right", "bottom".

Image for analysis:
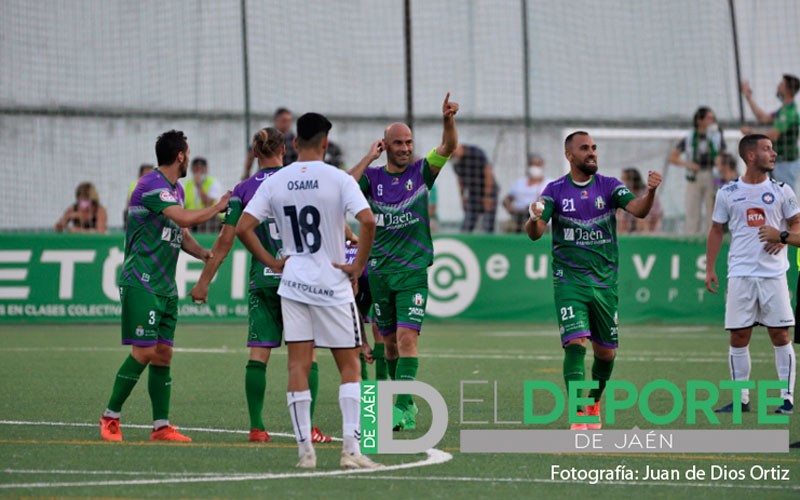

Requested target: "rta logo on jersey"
[{"left": 746, "top": 208, "right": 766, "bottom": 227}]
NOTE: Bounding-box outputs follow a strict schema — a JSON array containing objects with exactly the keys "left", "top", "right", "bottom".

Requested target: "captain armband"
[{"left": 425, "top": 148, "right": 450, "bottom": 168}]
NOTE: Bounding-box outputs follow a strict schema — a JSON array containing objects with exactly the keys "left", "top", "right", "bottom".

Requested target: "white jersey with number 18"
[{"left": 244, "top": 160, "right": 371, "bottom": 306}]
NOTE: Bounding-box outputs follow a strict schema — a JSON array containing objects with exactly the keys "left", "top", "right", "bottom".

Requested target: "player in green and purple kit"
[
  {"left": 349, "top": 93, "right": 459, "bottom": 430},
  {"left": 99, "top": 130, "right": 230, "bottom": 442},
  {"left": 526, "top": 131, "right": 662, "bottom": 430},
  {"left": 190, "top": 127, "right": 332, "bottom": 444}
]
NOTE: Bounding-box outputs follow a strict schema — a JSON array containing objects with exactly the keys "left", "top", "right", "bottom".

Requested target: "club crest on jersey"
[
  {"left": 405, "top": 179, "right": 414, "bottom": 191},
  {"left": 159, "top": 190, "right": 177, "bottom": 203},
  {"left": 762, "top": 192, "right": 775, "bottom": 205},
  {"left": 746, "top": 208, "right": 766, "bottom": 227},
  {"left": 580, "top": 190, "right": 589, "bottom": 199},
  {"left": 594, "top": 196, "right": 606, "bottom": 210},
  {"left": 135, "top": 325, "right": 144, "bottom": 336},
  {"left": 412, "top": 293, "right": 424, "bottom": 306}
]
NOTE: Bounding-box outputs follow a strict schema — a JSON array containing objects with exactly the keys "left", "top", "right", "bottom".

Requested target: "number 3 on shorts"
[{"left": 148, "top": 310, "right": 156, "bottom": 325}]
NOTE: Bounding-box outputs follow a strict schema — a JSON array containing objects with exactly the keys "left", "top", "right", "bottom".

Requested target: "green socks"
[
  {"left": 373, "top": 343, "right": 388, "bottom": 380},
  {"left": 360, "top": 353, "right": 368, "bottom": 380},
  {"left": 387, "top": 357, "right": 398, "bottom": 380},
  {"left": 589, "top": 356, "right": 615, "bottom": 402},
  {"left": 309, "top": 361, "right": 319, "bottom": 421},
  {"left": 148, "top": 365, "right": 171, "bottom": 421},
  {"left": 394, "top": 357, "right": 419, "bottom": 410},
  {"left": 563, "top": 344, "right": 586, "bottom": 412},
  {"left": 245, "top": 360, "right": 267, "bottom": 430},
  {"left": 106, "top": 354, "right": 147, "bottom": 413}
]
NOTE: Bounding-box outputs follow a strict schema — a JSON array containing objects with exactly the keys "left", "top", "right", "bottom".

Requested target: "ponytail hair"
[{"left": 252, "top": 127, "right": 285, "bottom": 159}]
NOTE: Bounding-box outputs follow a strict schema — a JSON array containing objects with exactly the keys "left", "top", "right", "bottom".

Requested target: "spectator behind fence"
[
  {"left": 740, "top": 74, "right": 800, "bottom": 190},
  {"left": 55, "top": 182, "right": 108, "bottom": 233},
  {"left": 617, "top": 168, "right": 662, "bottom": 234},
  {"left": 669, "top": 107, "right": 725, "bottom": 235},
  {"left": 715, "top": 152, "right": 739, "bottom": 189},
  {"left": 241, "top": 107, "right": 346, "bottom": 177},
  {"left": 124, "top": 164, "right": 154, "bottom": 228},
  {"left": 241, "top": 107, "right": 300, "bottom": 180},
  {"left": 182, "top": 157, "right": 224, "bottom": 233},
  {"left": 325, "top": 140, "right": 346, "bottom": 169},
  {"left": 429, "top": 183, "right": 439, "bottom": 233},
  {"left": 451, "top": 143, "right": 498, "bottom": 233},
  {"left": 503, "top": 154, "right": 551, "bottom": 233}
]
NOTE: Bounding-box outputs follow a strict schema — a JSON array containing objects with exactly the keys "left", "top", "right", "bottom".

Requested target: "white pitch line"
[
  {"left": 0, "top": 449, "right": 452, "bottom": 489},
  {"left": 0, "top": 347, "right": 773, "bottom": 364},
  {"left": 0, "top": 420, "right": 330, "bottom": 441},
  {"left": 419, "top": 353, "right": 773, "bottom": 364},
  {"left": 339, "top": 474, "right": 800, "bottom": 491},
  {"left": 4, "top": 469, "right": 254, "bottom": 477}
]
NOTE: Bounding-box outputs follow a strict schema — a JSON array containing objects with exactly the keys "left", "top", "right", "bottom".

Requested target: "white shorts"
[
  {"left": 281, "top": 298, "right": 362, "bottom": 349},
  {"left": 725, "top": 276, "right": 794, "bottom": 330}
]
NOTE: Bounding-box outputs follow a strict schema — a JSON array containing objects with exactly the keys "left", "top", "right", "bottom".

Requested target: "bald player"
[{"left": 349, "top": 93, "right": 459, "bottom": 431}]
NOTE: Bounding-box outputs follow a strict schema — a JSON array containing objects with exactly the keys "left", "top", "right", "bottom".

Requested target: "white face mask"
[
  {"left": 706, "top": 123, "right": 719, "bottom": 134},
  {"left": 528, "top": 166, "right": 544, "bottom": 178}
]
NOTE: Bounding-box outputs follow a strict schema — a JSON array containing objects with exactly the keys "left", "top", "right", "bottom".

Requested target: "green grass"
[{"left": 0, "top": 322, "right": 798, "bottom": 499}]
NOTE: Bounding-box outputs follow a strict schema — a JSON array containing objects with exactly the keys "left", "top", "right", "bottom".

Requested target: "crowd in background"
[{"left": 64, "top": 73, "right": 799, "bottom": 237}]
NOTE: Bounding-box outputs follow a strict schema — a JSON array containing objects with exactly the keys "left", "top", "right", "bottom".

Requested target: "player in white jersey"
[
  {"left": 236, "top": 113, "right": 380, "bottom": 470},
  {"left": 705, "top": 134, "right": 800, "bottom": 415}
]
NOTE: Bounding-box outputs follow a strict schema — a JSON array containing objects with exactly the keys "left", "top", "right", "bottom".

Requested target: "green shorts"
[
  {"left": 120, "top": 286, "right": 177, "bottom": 347},
  {"left": 368, "top": 268, "right": 428, "bottom": 335},
  {"left": 247, "top": 287, "right": 283, "bottom": 348},
  {"left": 553, "top": 284, "right": 619, "bottom": 349}
]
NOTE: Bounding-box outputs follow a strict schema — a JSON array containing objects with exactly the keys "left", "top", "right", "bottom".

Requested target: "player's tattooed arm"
[
  {"left": 190, "top": 224, "right": 236, "bottom": 304},
  {"left": 181, "top": 229, "right": 212, "bottom": 262},
  {"left": 236, "top": 213, "right": 287, "bottom": 274}
]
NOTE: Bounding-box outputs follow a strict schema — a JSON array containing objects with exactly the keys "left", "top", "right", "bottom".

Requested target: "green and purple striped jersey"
[
  {"left": 540, "top": 174, "right": 635, "bottom": 288},
  {"left": 119, "top": 170, "right": 184, "bottom": 296},
  {"left": 225, "top": 167, "right": 283, "bottom": 290},
  {"left": 359, "top": 158, "right": 436, "bottom": 274}
]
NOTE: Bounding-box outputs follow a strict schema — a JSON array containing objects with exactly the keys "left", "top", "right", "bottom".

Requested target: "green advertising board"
[{"left": 0, "top": 233, "right": 796, "bottom": 324}]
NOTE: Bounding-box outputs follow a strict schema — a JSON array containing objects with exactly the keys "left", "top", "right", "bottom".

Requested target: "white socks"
[
  {"left": 339, "top": 382, "right": 361, "bottom": 455},
  {"left": 729, "top": 346, "right": 751, "bottom": 404},
  {"left": 774, "top": 343, "right": 796, "bottom": 404},
  {"left": 287, "top": 390, "right": 313, "bottom": 457},
  {"left": 103, "top": 409, "right": 121, "bottom": 419}
]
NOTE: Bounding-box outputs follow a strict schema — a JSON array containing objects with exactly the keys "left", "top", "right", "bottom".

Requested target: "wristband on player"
[{"left": 425, "top": 148, "right": 451, "bottom": 168}]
